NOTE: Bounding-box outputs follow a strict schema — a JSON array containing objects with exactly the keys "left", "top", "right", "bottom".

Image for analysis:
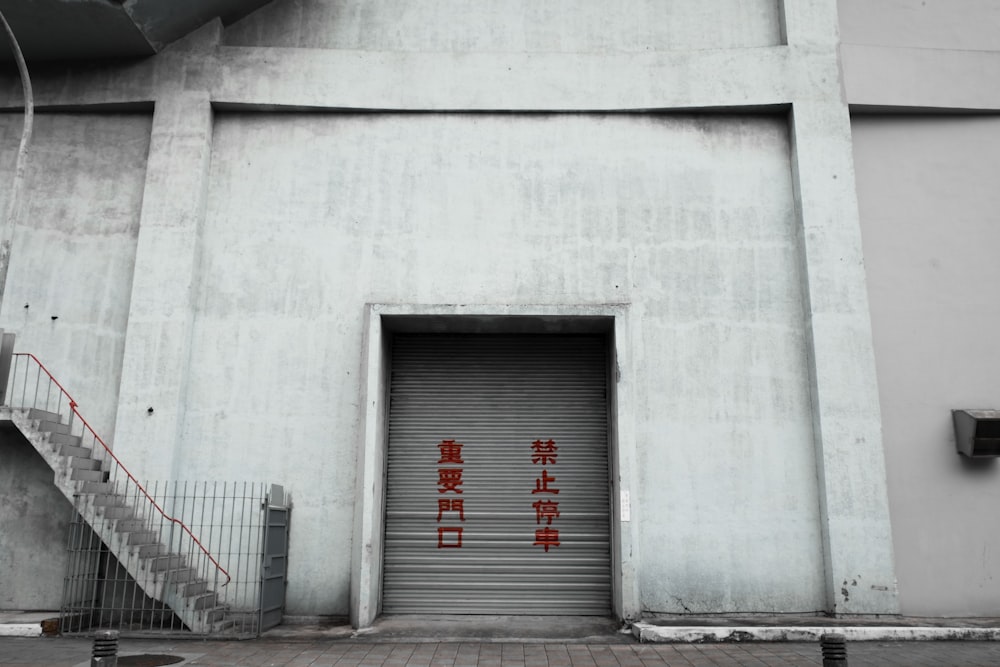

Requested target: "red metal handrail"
[{"left": 11, "top": 353, "right": 231, "bottom": 586}]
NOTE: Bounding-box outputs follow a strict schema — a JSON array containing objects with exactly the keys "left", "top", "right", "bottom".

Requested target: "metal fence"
[
  {"left": 61, "top": 481, "right": 285, "bottom": 638},
  {"left": 6, "top": 353, "right": 237, "bottom": 619},
  {"left": 1, "top": 347, "right": 289, "bottom": 637}
]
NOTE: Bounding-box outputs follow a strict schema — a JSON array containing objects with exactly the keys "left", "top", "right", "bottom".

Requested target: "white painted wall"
[
  {"left": 839, "top": 0, "right": 1000, "bottom": 50},
  {"left": 178, "top": 112, "right": 823, "bottom": 616},
  {"left": 838, "top": 1, "right": 1000, "bottom": 112},
  {"left": 225, "top": 0, "right": 781, "bottom": 52},
  {"left": 0, "top": 113, "right": 151, "bottom": 441},
  {"left": 853, "top": 116, "right": 1000, "bottom": 616}
]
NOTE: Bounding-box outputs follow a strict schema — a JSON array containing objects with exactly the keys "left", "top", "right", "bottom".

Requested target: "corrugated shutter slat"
[{"left": 383, "top": 334, "right": 612, "bottom": 615}]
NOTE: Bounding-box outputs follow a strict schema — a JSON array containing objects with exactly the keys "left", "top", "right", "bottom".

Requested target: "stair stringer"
[{"left": 1, "top": 406, "right": 227, "bottom": 634}]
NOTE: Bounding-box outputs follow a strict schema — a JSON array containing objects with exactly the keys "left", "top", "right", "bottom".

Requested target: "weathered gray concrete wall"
[
  {"left": 177, "top": 112, "right": 823, "bottom": 616},
  {"left": 853, "top": 115, "right": 1000, "bottom": 616},
  {"left": 225, "top": 0, "right": 781, "bottom": 51},
  {"left": 0, "top": 0, "right": 904, "bottom": 621},
  {"left": 0, "top": 113, "right": 151, "bottom": 441},
  {"left": 0, "top": 113, "right": 149, "bottom": 612},
  {"left": 0, "top": 426, "right": 73, "bottom": 609}
]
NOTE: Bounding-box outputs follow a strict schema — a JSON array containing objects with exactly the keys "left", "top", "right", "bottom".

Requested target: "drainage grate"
[{"left": 117, "top": 656, "right": 184, "bottom": 667}]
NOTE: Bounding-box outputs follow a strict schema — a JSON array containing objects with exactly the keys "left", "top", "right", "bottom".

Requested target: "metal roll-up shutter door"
[{"left": 383, "top": 334, "right": 611, "bottom": 615}]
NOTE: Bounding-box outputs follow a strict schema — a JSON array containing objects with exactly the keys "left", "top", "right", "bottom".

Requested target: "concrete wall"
[
  {"left": 0, "top": 0, "right": 904, "bottom": 620},
  {"left": 0, "top": 427, "right": 74, "bottom": 609},
  {"left": 0, "top": 113, "right": 148, "bottom": 612},
  {"left": 175, "top": 112, "right": 823, "bottom": 616},
  {"left": 853, "top": 115, "right": 1000, "bottom": 616},
  {"left": 838, "top": 0, "right": 1000, "bottom": 50},
  {"left": 838, "top": 1, "right": 1000, "bottom": 112},
  {"left": 0, "top": 113, "right": 151, "bottom": 441},
  {"left": 225, "top": 0, "right": 781, "bottom": 51}
]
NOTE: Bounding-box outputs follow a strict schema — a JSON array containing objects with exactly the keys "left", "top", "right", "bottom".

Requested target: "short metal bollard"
[
  {"left": 91, "top": 629, "right": 119, "bottom": 667},
  {"left": 820, "top": 632, "right": 848, "bottom": 667}
]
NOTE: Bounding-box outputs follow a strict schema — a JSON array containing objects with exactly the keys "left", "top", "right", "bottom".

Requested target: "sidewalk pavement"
[
  {"left": 5, "top": 636, "right": 1000, "bottom": 667},
  {"left": 5, "top": 614, "right": 1000, "bottom": 667}
]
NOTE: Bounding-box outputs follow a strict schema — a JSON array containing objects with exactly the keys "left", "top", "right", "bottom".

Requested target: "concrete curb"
[
  {"left": 631, "top": 622, "right": 1000, "bottom": 643},
  {"left": 0, "top": 623, "right": 43, "bottom": 638}
]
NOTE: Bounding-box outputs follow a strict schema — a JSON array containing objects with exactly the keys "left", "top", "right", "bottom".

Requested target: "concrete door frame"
[{"left": 350, "top": 303, "right": 639, "bottom": 628}]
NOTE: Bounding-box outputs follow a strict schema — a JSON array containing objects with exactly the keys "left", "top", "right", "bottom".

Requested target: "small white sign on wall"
[{"left": 620, "top": 490, "right": 631, "bottom": 522}]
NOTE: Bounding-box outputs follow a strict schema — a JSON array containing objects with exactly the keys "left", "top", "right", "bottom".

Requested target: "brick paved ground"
[{"left": 5, "top": 638, "right": 1000, "bottom": 667}]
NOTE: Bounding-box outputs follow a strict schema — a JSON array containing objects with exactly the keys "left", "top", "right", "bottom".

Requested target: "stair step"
[
  {"left": 149, "top": 555, "right": 185, "bottom": 572},
  {"left": 201, "top": 608, "right": 227, "bottom": 624},
  {"left": 160, "top": 568, "right": 198, "bottom": 583},
  {"left": 127, "top": 530, "right": 158, "bottom": 545},
  {"left": 60, "top": 443, "right": 92, "bottom": 458},
  {"left": 136, "top": 543, "right": 166, "bottom": 558},
  {"left": 69, "top": 457, "right": 101, "bottom": 471},
  {"left": 71, "top": 468, "right": 108, "bottom": 482},
  {"left": 37, "top": 419, "right": 70, "bottom": 435},
  {"left": 78, "top": 481, "right": 113, "bottom": 495},
  {"left": 190, "top": 592, "right": 218, "bottom": 610},
  {"left": 91, "top": 493, "right": 125, "bottom": 507},
  {"left": 48, "top": 432, "right": 82, "bottom": 447},
  {"left": 114, "top": 518, "right": 146, "bottom": 532},
  {"left": 180, "top": 581, "right": 208, "bottom": 597},
  {"left": 28, "top": 408, "right": 62, "bottom": 422},
  {"left": 99, "top": 505, "right": 134, "bottom": 519},
  {"left": 190, "top": 606, "right": 227, "bottom": 626}
]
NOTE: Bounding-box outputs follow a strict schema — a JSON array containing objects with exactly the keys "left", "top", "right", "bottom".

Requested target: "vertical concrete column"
[
  {"left": 112, "top": 92, "right": 213, "bottom": 481},
  {"left": 783, "top": 0, "right": 900, "bottom": 615},
  {"left": 779, "top": 0, "right": 842, "bottom": 46},
  {"left": 611, "top": 311, "right": 641, "bottom": 622},
  {"left": 351, "top": 306, "right": 386, "bottom": 628}
]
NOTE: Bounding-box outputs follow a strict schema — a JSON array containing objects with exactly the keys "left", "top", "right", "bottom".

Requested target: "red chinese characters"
[
  {"left": 530, "top": 439, "right": 561, "bottom": 552},
  {"left": 532, "top": 499, "right": 560, "bottom": 524},
  {"left": 531, "top": 469, "right": 559, "bottom": 495},
  {"left": 436, "top": 440, "right": 465, "bottom": 548},
  {"left": 438, "top": 439, "right": 465, "bottom": 465},
  {"left": 437, "top": 469, "right": 464, "bottom": 494},
  {"left": 531, "top": 438, "right": 558, "bottom": 465}
]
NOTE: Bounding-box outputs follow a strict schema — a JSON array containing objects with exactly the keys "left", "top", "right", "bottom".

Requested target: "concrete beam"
[
  {"left": 843, "top": 44, "right": 1000, "bottom": 112},
  {"left": 11, "top": 43, "right": 1000, "bottom": 116},
  {"left": 212, "top": 46, "right": 794, "bottom": 111},
  {"left": 0, "top": 45, "right": 794, "bottom": 113},
  {"left": 3, "top": 5, "right": 1000, "bottom": 116}
]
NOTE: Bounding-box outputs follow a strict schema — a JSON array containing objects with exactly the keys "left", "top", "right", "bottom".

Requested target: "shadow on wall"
[{"left": 0, "top": 423, "right": 74, "bottom": 610}]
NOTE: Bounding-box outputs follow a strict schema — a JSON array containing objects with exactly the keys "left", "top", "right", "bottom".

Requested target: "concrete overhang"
[{"left": 0, "top": 0, "right": 276, "bottom": 63}]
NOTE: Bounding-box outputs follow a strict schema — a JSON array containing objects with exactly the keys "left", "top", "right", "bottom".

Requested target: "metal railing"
[
  {"left": 61, "top": 481, "right": 277, "bottom": 637},
  {"left": 5, "top": 354, "right": 231, "bottom": 606}
]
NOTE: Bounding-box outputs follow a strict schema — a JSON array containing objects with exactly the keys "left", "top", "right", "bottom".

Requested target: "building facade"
[{"left": 0, "top": 0, "right": 998, "bottom": 625}]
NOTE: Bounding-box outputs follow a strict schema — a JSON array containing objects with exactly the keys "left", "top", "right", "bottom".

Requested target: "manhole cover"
[{"left": 116, "top": 655, "right": 184, "bottom": 667}]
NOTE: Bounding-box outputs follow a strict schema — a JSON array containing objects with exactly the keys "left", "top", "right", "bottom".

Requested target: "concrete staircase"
[{"left": 0, "top": 404, "right": 230, "bottom": 634}]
